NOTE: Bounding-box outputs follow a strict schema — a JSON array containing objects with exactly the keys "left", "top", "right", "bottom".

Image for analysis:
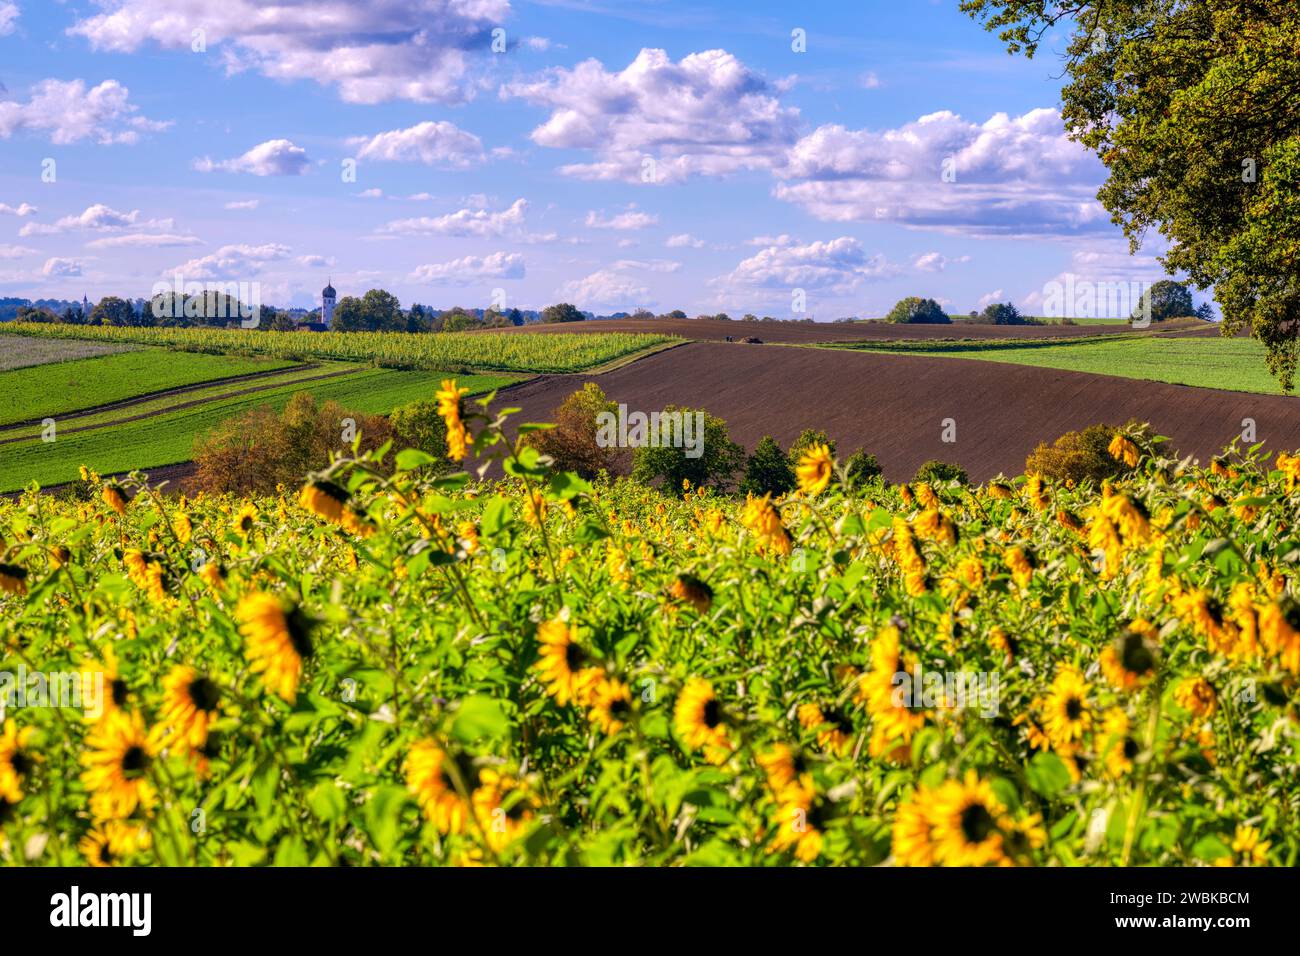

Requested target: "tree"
[
  {"left": 913, "top": 459, "right": 968, "bottom": 485},
  {"left": 332, "top": 296, "right": 366, "bottom": 332},
  {"left": 1024, "top": 423, "right": 1132, "bottom": 485},
  {"left": 389, "top": 401, "right": 451, "bottom": 472},
  {"left": 631, "top": 406, "right": 744, "bottom": 495},
  {"left": 845, "top": 449, "right": 882, "bottom": 485},
  {"left": 90, "top": 296, "right": 139, "bottom": 327},
  {"left": 664, "top": 309, "right": 688, "bottom": 320},
  {"left": 739, "top": 436, "right": 796, "bottom": 496},
  {"left": 15, "top": 305, "right": 57, "bottom": 323},
  {"left": 441, "top": 307, "right": 482, "bottom": 332},
  {"left": 787, "top": 429, "right": 836, "bottom": 463},
  {"left": 524, "top": 383, "right": 619, "bottom": 479},
  {"left": 406, "top": 304, "right": 433, "bottom": 333},
  {"left": 980, "top": 301, "right": 1023, "bottom": 325},
  {"left": 541, "top": 302, "right": 585, "bottom": 324},
  {"left": 961, "top": 0, "right": 1300, "bottom": 390},
  {"left": 884, "top": 296, "right": 950, "bottom": 324},
  {"left": 360, "top": 289, "right": 403, "bottom": 331},
  {"left": 1136, "top": 280, "right": 1195, "bottom": 323}
]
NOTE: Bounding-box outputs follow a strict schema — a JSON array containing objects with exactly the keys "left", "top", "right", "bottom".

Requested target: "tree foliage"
[{"left": 884, "top": 296, "right": 951, "bottom": 324}]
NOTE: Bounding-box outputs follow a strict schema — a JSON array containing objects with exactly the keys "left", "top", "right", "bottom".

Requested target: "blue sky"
[{"left": 0, "top": 0, "right": 1180, "bottom": 317}]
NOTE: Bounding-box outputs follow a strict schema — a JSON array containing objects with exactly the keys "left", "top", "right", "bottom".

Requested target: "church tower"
[{"left": 321, "top": 279, "right": 336, "bottom": 329}]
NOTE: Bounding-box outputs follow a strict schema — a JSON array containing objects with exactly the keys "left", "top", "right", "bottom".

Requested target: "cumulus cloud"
[
  {"left": 714, "top": 236, "right": 899, "bottom": 296},
  {"left": 775, "top": 109, "right": 1108, "bottom": 238},
  {"left": 0, "top": 202, "right": 35, "bottom": 217},
  {"left": 913, "top": 252, "right": 971, "bottom": 273},
  {"left": 0, "top": 78, "right": 167, "bottom": 145},
  {"left": 666, "top": 233, "right": 705, "bottom": 249},
  {"left": 224, "top": 199, "right": 260, "bottom": 210},
  {"left": 194, "top": 139, "right": 310, "bottom": 176},
  {"left": 169, "top": 243, "right": 292, "bottom": 279},
  {"left": 19, "top": 204, "right": 166, "bottom": 237},
  {"left": 86, "top": 233, "right": 203, "bottom": 249},
  {"left": 612, "top": 258, "right": 680, "bottom": 273},
  {"left": 0, "top": 3, "right": 17, "bottom": 36},
  {"left": 297, "top": 255, "right": 333, "bottom": 267},
  {"left": 558, "top": 269, "right": 651, "bottom": 309},
  {"left": 70, "top": 0, "right": 508, "bottom": 105},
  {"left": 0, "top": 243, "right": 37, "bottom": 259},
  {"left": 378, "top": 198, "right": 529, "bottom": 237},
  {"left": 504, "top": 48, "right": 800, "bottom": 183},
  {"left": 584, "top": 206, "right": 658, "bottom": 230},
  {"left": 410, "top": 252, "right": 525, "bottom": 283},
  {"left": 349, "top": 120, "right": 485, "bottom": 167},
  {"left": 42, "top": 257, "right": 83, "bottom": 277},
  {"left": 976, "top": 289, "right": 1005, "bottom": 309}
]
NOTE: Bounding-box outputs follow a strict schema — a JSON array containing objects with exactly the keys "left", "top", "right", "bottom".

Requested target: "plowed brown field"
[{"left": 489, "top": 342, "right": 1300, "bottom": 482}]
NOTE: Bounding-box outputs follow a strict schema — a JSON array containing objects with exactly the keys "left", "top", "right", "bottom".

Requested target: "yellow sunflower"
[
  {"left": 674, "top": 678, "right": 732, "bottom": 763},
  {"left": 472, "top": 768, "right": 539, "bottom": 852},
  {"left": 233, "top": 503, "right": 259, "bottom": 537},
  {"left": 299, "top": 479, "right": 349, "bottom": 526},
  {"left": 586, "top": 676, "right": 632, "bottom": 735},
  {"left": 668, "top": 573, "right": 713, "bottom": 614},
  {"left": 1042, "top": 665, "right": 1092, "bottom": 748},
  {"left": 739, "top": 493, "right": 792, "bottom": 556},
  {"left": 437, "top": 379, "right": 470, "bottom": 461},
  {"left": 236, "top": 593, "right": 314, "bottom": 702},
  {"left": 1099, "top": 629, "right": 1156, "bottom": 691},
  {"left": 0, "top": 563, "right": 27, "bottom": 596},
  {"left": 80, "top": 711, "right": 159, "bottom": 820},
  {"left": 795, "top": 444, "right": 834, "bottom": 496},
  {"left": 1107, "top": 432, "right": 1140, "bottom": 468},
  {"left": 79, "top": 820, "right": 151, "bottom": 867},
  {"left": 534, "top": 618, "right": 601, "bottom": 707},
  {"left": 405, "top": 740, "right": 473, "bottom": 834},
  {"left": 101, "top": 483, "right": 130, "bottom": 515},
  {"left": 797, "top": 701, "right": 854, "bottom": 756},
  {"left": 160, "top": 665, "right": 222, "bottom": 748},
  {"left": 926, "top": 771, "right": 1009, "bottom": 866},
  {"left": 0, "top": 720, "right": 36, "bottom": 803}
]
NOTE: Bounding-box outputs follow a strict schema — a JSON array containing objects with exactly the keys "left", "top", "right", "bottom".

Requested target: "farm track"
[
  {"left": 0, "top": 364, "right": 361, "bottom": 446},
  {"left": 480, "top": 342, "right": 1300, "bottom": 482}
]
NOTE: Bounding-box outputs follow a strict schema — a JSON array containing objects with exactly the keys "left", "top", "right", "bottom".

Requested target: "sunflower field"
[{"left": 0, "top": 387, "right": 1297, "bottom": 867}]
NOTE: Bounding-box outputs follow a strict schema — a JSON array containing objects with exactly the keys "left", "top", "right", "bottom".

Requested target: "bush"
[
  {"left": 739, "top": 436, "right": 796, "bottom": 496},
  {"left": 1024, "top": 423, "right": 1133, "bottom": 484},
  {"left": 631, "top": 406, "right": 744, "bottom": 495},
  {"left": 845, "top": 449, "right": 882, "bottom": 485},
  {"left": 541, "top": 303, "right": 585, "bottom": 324},
  {"left": 193, "top": 393, "right": 392, "bottom": 495},
  {"left": 389, "top": 401, "right": 451, "bottom": 474},
  {"left": 787, "top": 429, "right": 836, "bottom": 462},
  {"left": 884, "top": 297, "right": 950, "bottom": 324},
  {"left": 913, "top": 459, "right": 968, "bottom": 485},
  {"left": 525, "top": 383, "right": 620, "bottom": 480},
  {"left": 980, "top": 302, "right": 1024, "bottom": 325}
]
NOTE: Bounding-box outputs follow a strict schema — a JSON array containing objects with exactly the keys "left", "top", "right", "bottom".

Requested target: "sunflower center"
[
  {"left": 824, "top": 707, "right": 853, "bottom": 735},
  {"left": 1065, "top": 697, "right": 1083, "bottom": 721},
  {"left": 1120, "top": 633, "right": 1154, "bottom": 674},
  {"left": 188, "top": 677, "right": 221, "bottom": 713},
  {"left": 564, "top": 642, "right": 586, "bottom": 671},
  {"left": 120, "top": 745, "right": 149, "bottom": 779},
  {"left": 112, "top": 679, "right": 128, "bottom": 707},
  {"left": 9, "top": 751, "right": 32, "bottom": 777},
  {"left": 1122, "top": 738, "right": 1140, "bottom": 760},
  {"left": 609, "top": 698, "right": 630, "bottom": 717},
  {"left": 702, "top": 699, "right": 721, "bottom": 728},
  {"left": 286, "top": 609, "right": 315, "bottom": 659},
  {"left": 960, "top": 803, "right": 996, "bottom": 844}
]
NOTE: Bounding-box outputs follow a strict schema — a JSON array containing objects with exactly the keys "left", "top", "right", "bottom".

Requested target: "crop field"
[
  {"left": 0, "top": 399, "right": 1296, "bottom": 867},
  {"left": 0, "top": 335, "right": 139, "bottom": 372},
  {"left": 0, "top": 348, "right": 296, "bottom": 426},
  {"left": 835, "top": 334, "right": 1283, "bottom": 395},
  {"left": 0, "top": 368, "right": 515, "bottom": 493},
  {"left": 0, "top": 322, "right": 676, "bottom": 374}
]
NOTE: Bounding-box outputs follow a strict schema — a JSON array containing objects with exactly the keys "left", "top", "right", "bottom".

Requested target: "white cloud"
[
  {"left": 194, "top": 139, "right": 310, "bottom": 176},
  {"left": 0, "top": 78, "right": 167, "bottom": 145},
  {"left": 776, "top": 109, "right": 1108, "bottom": 238},
  {"left": 558, "top": 269, "right": 651, "bottom": 309},
  {"left": 976, "top": 289, "right": 1005, "bottom": 309},
  {"left": 42, "top": 257, "right": 83, "bottom": 277},
  {"left": 666, "top": 233, "right": 705, "bottom": 249},
  {"left": 410, "top": 252, "right": 525, "bottom": 283},
  {"left": 86, "top": 233, "right": 203, "bottom": 249},
  {"left": 504, "top": 47, "right": 801, "bottom": 183},
  {"left": 224, "top": 199, "right": 260, "bottom": 210},
  {"left": 378, "top": 198, "right": 529, "bottom": 237},
  {"left": 70, "top": 0, "right": 509, "bottom": 105},
  {"left": 169, "top": 243, "right": 292, "bottom": 279},
  {"left": 860, "top": 71, "right": 881, "bottom": 89},
  {"left": 715, "top": 236, "right": 899, "bottom": 295},
  {"left": 913, "top": 252, "right": 971, "bottom": 273},
  {"left": 0, "top": 243, "right": 37, "bottom": 259},
  {"left": 349, "top": 120, "right": 484, "bottom": 167},
  {"left": 0, "top": 202, "right": 36, "bottom": 217},
  {"left": 612, "top": 258, "right": 680, "bottom": 273},
  {"left": 19, "top": 203, "right": 162, "bottom": 236},
  {"left": 297, "top": 255, "right": 333, "bottom": 268},
  {"left": 584, "top": 206, "right": 658, "bottom": 230},
  {"left": 0, "top": 3, "right": 18, "bottom": 37},
  {"left": 358, "top": 188, "right": 384, "bottom": 199}
]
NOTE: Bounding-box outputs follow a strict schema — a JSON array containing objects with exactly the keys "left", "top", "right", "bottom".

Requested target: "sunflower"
[
  {"left": 437, "top": 379, "right": 470, "bottom": 461},
  {"left": 926, "top": 771, "right": 1009, "bottom": 866},
  {"left": 1258, "top": 599, "right": 1300, "bottom": 674},
  {"left": 797, "top": 702, "right": 854, "bottom": 756},
  {"left": 80, "top": 711, "right": 159, "bottom": 820},
  {"left": 0, "top": 720, "right": 36, "bottom": 803},
  {"left": 101, "top": 483, "right": 130, "bottom": 515},
  {"left": 233, "top": 503, "right": 259, "bottom": 537},
  {"left": 81, "top": 644, "right": 130, "bottom": 722},
  {"left": 1042, "top": 665, "right": 1092, "bottom": 748},
  {"left": 1107, "top": 433, "right": 1141, "bottom": 468},
  {"left": 1004, "top": 546, "right": 1033, "bottom": 589},
  {"left": 739, "top": 493, "right": 792, "bottom": 556},
  {"left": 674, "top": 678, "right": 732, "bottom": 762},
  {"left": 236, "top": 593, "right": 314, "bottom": 702},
  {"left": 669, "top": 573, "right": 713, "bottom": 614},
  {"left": 756, "top": 744, "right": 814, "bottom": 803},
  {"left": 770, "top": 796, "right": 825, "bottom": 863},
  {"left": 1100, "top": 629, "right": 1156, "bottom": 690},
  {"left": 472, "top": 768, "right": 538, "bottom": 852},
  {"left": 49, "top": 546, "right": 72, "bottom": 569},
  {"left": 79, "top": 821, "right": 151, "bottom": 867},
  {"left": 299, "top": 479, "right": 349, "bottom": 525},
  {"left": 160, "top": 665, "right": 222, "bottom": 748},
  {"left": 1173, "top": 676, "right": 1217, "bottom": 718},
  {"left": 587, "top": 676, "right": 632, "bottom": 735},
  {"left": 0, "top": 563, "right": 27, "bottom": 596},
  {"left": 534, "top": 618, "right": 600, "bottom": 706},
  {"left": 892, "top": 787, "right": 938, "bottom": 866},
  {"left": 1100, "top": 708, "right": 1139, "bottom": 778},
  {"left": 795, "top": 444, "right": 834, "bottom": 496},
  {"left": 405, "top": 740, "right": 473, "bottom": 834},
  {"left": 172, "top": 511, "right": 193, "bottom": 544},
  {"left": 1230, "top": 824, "right": 1271, "bottom": 866}
]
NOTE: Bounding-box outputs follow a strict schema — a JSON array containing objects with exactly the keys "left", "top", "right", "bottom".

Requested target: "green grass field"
[
  {"left": 0, "top": 348, "right": 296, "bottom": 426},
  {"left": 0, "top": 369, "right": 516, "bottom": 492},
  {"left": 837, "top": 334, "right": 1287, "bottom": 395}
]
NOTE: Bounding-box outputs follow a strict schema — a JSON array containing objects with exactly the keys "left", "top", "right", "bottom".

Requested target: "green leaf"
[
  {"left": 395, "top": 448, "right": 437, "bottom": 471},
  {"left": 452, "top": 695, "right": 508, "bottom": 743},
  {"left": 1026, "top": 752, "right": 1072, "bottom": 797}
]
